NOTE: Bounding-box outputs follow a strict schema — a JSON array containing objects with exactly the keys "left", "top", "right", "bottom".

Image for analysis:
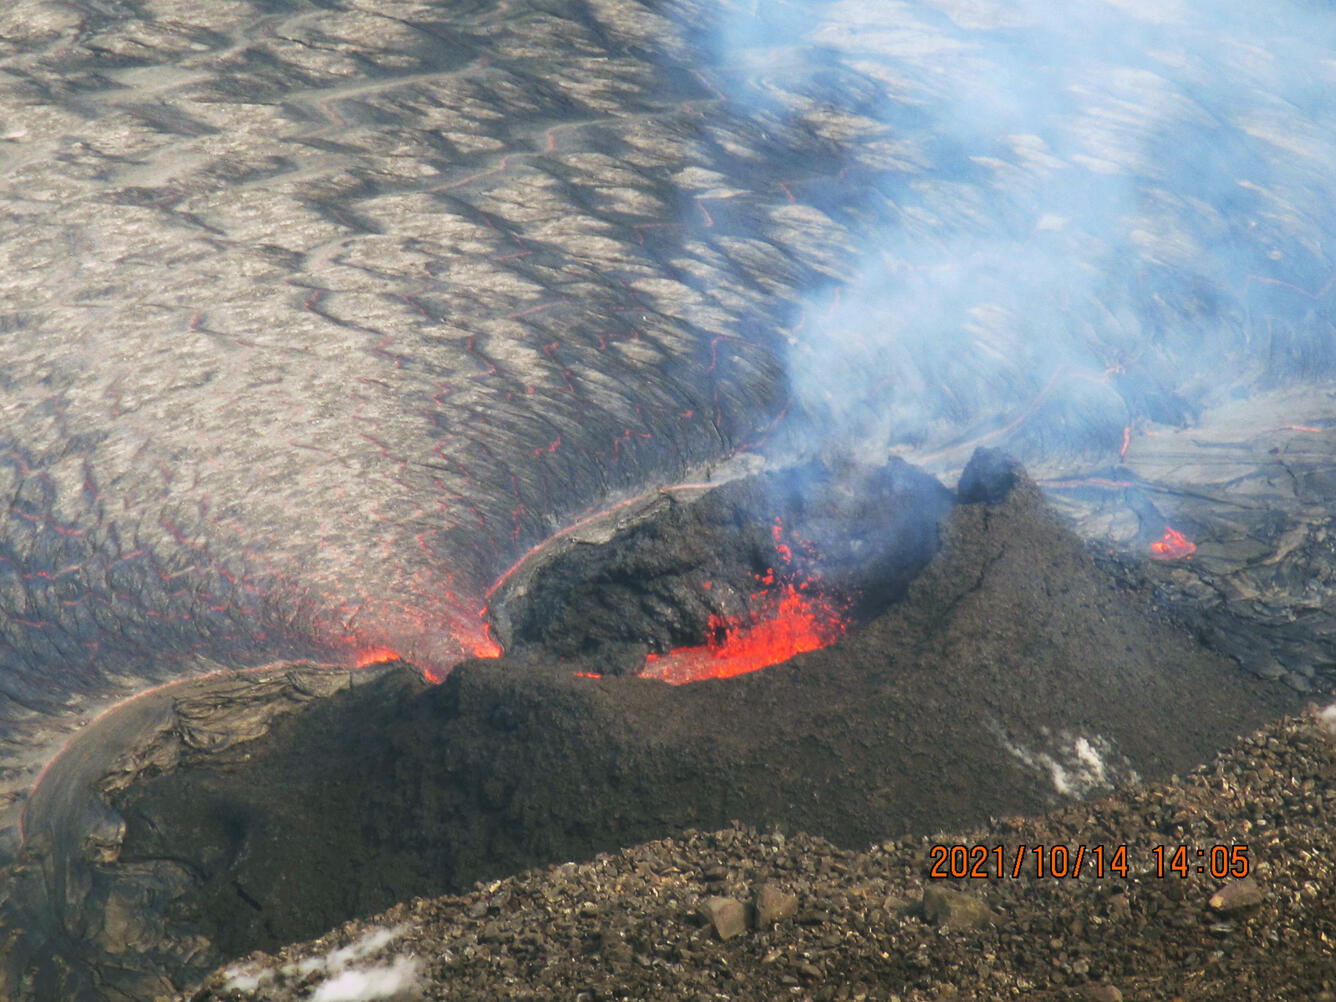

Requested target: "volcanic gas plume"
[{"left": 718, "top": 0, "right": 1336, "bottom": 480}]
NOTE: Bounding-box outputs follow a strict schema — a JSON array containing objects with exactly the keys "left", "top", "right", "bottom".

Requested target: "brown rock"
[
  {"left": 701, "top": 896, "right": 747, "bottom": 940},
  {"left": 753, "top": 883, "right": 798, "bottom": 928},
  {"left": 1208, "top": 877, "right": 1264, "bottom": 913},
  {"left": 921, "top": 886, "right": 995, "bottom": 929},
  {"left": 702, "top": 863, "right": 728, "bottom": 884},
  {"left": 1084, "top": 985, "right": 1124, "bottom": 1002}
]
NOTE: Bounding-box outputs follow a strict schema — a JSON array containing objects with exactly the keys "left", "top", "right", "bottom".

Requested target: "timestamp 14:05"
[{"left": 927, "top": 843, "right": 1251, "bottom": 880}]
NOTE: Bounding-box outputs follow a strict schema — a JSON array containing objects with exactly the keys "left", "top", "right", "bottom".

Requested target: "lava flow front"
[{"left": 639, "top": 583, "right": 847, "bottom": 686}]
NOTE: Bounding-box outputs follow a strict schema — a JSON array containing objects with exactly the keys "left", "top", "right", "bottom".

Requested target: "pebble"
[
  {"left": 700, "top": 896, "right": 746, "bottom": 940},
  {"left": 1208, "top": 877, "right": 1264, "bottom": 913},
  {"left": 753, "top": 883, "right": 798, "bottom": 928},
  {"left": 920, "top": 886, "right": 995, "bottom": 930}
]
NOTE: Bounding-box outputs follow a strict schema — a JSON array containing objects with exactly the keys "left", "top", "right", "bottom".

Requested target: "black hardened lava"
[{"left": 92, "top": 454, "right": 1303, "bottom": 997}]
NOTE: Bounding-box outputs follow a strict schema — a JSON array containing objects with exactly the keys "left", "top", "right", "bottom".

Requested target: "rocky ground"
[{"left": 191, "top": 705, "right": 1336, "bottom": 1002}]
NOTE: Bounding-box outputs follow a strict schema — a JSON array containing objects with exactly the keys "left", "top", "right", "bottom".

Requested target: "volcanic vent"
[
  {"left": 30, "top": 451, "right": 1301, "bottom": 1000},
  {"left": 485, "top": 457, "right": 954, "bottom": 682}
]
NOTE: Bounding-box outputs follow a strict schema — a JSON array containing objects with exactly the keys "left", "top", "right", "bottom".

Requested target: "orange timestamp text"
[{"left": 927, "top": 843, "right": 1251, "bottom": 880}]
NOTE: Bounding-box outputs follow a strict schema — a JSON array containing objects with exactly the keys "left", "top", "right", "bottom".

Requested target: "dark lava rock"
[
  {"left": 753, "top": 883, "right": 798, "bottom": 928},
  {"left": 956, "top": 447, "right": 1024, "bottom": 505},
  {"left": 1209, "top": 878, "right": 1265, "bottom": 913},
  {"left": 700, "top": 897, "right": 746, "bottom": 940}
]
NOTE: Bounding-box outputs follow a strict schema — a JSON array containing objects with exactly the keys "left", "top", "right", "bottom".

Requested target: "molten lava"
[
  {"left": 472, "top": 637, "right": 502, "bottom": 658},
  {"left": 1150, "top": 526, "right": 1196, "bottom": 561},
  {"left": 353, "top": 646, "right": 402, "bottom": 668},
  {"left": 639, "top": 583, "right": 847, "bottom": 685},
  {"left": 471, "top": 618, "right": 503, "bottom": 658}
]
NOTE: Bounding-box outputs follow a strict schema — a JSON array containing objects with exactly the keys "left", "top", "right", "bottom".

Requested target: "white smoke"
[
  {"left": 222, "top": 924, "right": 421, "bottom": 1002},
  {"left": 1316, "top": 702, "right": 1336, "bottom": 736},
  {"left": 703, "top": 0, "right": 1336, "bottom": 464},
  {"left": 308, "top": 957, "right": 421, "bottom": 1002},
  {"left": 995, "top": 728, "right": 1139, "bottom": 797}
]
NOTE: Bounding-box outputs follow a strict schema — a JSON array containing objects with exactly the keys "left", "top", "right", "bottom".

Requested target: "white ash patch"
[
  {"left": 221, "top": 963, "right": 274, "bottom": 994},
  {"left": 286, "top": 924, "right": 405, "bottom": 978},
  {"left": 222, "top": 925, "right": 421, "bottom": 1001},
  {"left": 307, "top": 955, "right": 421, "bottom": 1002},
  {"left": 1315, "top": 702, "right": 1336, "bottom": 735},
  {"left": 993, "top": 726, "right": 1140, "bottom": 797}
]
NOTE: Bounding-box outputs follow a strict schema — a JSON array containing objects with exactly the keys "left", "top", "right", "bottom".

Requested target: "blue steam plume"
[{"left": 702, "top": 0, "right": 1336, "bottom": 463}]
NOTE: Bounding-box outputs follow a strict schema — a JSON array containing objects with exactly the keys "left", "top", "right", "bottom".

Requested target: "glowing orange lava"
[
  {"left": 1150, "top": 527, "right": 1196, "bottom": 561},
  {"left": 639, "top": 584, "right": 846, "bottom": 685},
  {"left": 471, "top": 618, "right": 502, "bottom": 658},
  {"left": 353, "top": 645, "right": 402, "bottom": 667}
]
